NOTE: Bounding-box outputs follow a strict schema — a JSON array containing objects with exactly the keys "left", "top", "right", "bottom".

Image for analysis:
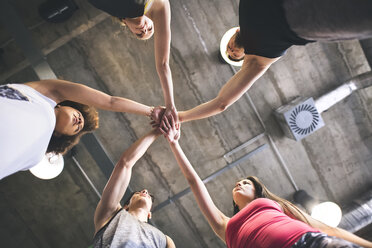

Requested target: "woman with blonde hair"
[
  {"left": 88, "top": 0, "right": 177, "bottom": 123},
  {"left": 0, "top": 79, "right": 161, "bottom": 180},
  {"left": 159, "top": 115, "right": 372, "bottom": 248}
]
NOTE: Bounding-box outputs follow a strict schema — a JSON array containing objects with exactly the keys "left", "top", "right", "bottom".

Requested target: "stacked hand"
[
  {"left": 150, "top": 105, "right": 179, "bottom": 129},
  {"left": 150, "top": 106, "right": 166, "bottom": 127},
  {"left": 163, "top": 106, "right": 179, "bottom": 127},
  {"left": 159, "top": 115, "right": 180, "bottom": 144}
]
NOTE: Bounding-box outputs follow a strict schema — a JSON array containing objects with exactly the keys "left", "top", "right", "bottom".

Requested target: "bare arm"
[
  {"left": 160, "top": 116, "right": 229, "bottom": 242},
  {"left": 152, "top": 0, "right": 176, "bottom": 116},
  {"left": 298, "top": 210, "right": 372, "bottom": 248},
  {"left": 93, "top": 129, "right": 160, "bottom": 233},
  {"left": 166, "top": 235, "right": 176, "bottom": 248},
  {"left": 178, "top": 54, "right": 279, "bottom": 123},
  {"left": 26, "top": 79, "right": 153, "bottom": 117}
]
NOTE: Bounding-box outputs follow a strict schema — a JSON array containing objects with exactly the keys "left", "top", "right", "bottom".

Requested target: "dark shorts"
[
  {"left": 283, "top": 0, "right": 372, "bottom": 41},
  {"left": 291, "top": 232, "right": 362, "bottom": 248}
]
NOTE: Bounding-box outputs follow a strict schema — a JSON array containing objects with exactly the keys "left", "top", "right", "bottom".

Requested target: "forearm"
[
  {"left": 28, "top": 79, "right": 154, "bottom": 117},
  {"left": 169, "top": 141, "right": 228, "bottom": 240},
  {"left": 178, "top": 97, "right": 223, "bottom": 123},
  {"left": 100, "top": 130, "right": 160, "bottom": 211},
  {"left": 178, "top": 66, "right": 262, "bottom": 123},
  {"left": 119, "top": 129, "right": 161, "bottom": 166},
  {"left": 153, "top": 1, "right": 174, "bottom": 109},
  {"left": 178, "top": 71, "right": 248, "bottom": 123},
  {"left": 178, "top": 55, "right": 276, "bottom": 123},
  {"left": 326, "top": 227, "right": 372, "bottom": 247},
  {"left": 156, "top": 63, "right": 175, "bottom": 108},
  {"left": 107, "top": 96, "right": 153, "bottom": 117},
  {"left": 169, "top": 142, "right": 200, "bottom": 183},
  {"left": 306, "top": 212, "right": 372, "bottom": 248}
]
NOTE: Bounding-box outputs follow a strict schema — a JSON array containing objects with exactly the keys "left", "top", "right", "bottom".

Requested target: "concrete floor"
[{"left": 0, "top": 0, "right": 371, "bottom": 247}]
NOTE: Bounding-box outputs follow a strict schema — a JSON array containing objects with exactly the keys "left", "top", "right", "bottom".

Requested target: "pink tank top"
[{"left": 225, "top": 198, "right": 319, "bottom": 248}]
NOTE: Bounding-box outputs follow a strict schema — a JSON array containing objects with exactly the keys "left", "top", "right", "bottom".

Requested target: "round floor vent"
[{"left": 289, "top": 104, "right": 320, "bottom": 135}]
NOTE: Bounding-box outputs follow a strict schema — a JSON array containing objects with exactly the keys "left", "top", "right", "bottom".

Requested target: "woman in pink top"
[{"left": 159, "top": 115, "right": 372, "bottom": 248}]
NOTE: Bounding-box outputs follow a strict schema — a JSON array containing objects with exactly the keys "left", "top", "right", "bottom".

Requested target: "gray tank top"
[{"left": 93, "top": 209, "right": 167, "bottom": 248}]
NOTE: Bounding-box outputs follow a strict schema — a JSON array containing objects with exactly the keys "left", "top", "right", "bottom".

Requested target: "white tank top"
[{"left": 0, "top": 84, "right": 56, "bottom": 180}]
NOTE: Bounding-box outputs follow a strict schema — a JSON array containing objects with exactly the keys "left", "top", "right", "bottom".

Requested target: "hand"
[
  {"left": 160, "top": 115, "right": 181, "bottom": 144},
  {"left": 162, "top": 106, "right": 179, "bottom": 128},
  {"left": 150, "top": 106, "right": 166, "bottom": 127}
]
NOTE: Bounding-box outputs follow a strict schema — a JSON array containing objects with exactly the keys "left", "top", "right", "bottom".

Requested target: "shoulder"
[
  {"left": 24, "top": 80, "right": 62, "bottom": 103},
  {"left": 94, "top": 206, "right": 124, "bottom": 235},
  {"left": 165, "top": 235, "right": 175, "bottom": 248},
  {"left": 242, "top": 54, "right": 280, "bottom": 69},
  {"left": 154, "top": 0, "right": 169, "bottom": 7},
  {"left": 149, "top": 0, "right": 169, "bottom": 14},
  {"left": 149, "top": 0, "right": 170, "bottom": 24}
]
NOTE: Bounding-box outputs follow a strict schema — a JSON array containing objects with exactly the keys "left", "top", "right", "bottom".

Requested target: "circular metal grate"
[{"left": 289, "top": 104, "right": 320, "bottom": 135}]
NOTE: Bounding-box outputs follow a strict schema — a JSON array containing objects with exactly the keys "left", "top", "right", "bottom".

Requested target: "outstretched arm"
[
  {"left": 300, "top": 211, "right": 372, "bottom": 248},
  {"left": 160, "top": 116, "right": 229, "bottom": 242},
  {"left": 178, "top": 54, "right": 279, "bottom": 123},
  {"left": 93, "top": 129, "right": 161, "bottom": 233},
  {"left": 26, "top": 79, "right": 154, "bottom": 117},
  {"left": 152, "top": 0, "right": 177, "bottom": 121}
]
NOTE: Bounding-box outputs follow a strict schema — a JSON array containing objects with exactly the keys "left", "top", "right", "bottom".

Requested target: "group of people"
[{"left": 1, "top": 0, "right": 372, "bottom": 247}]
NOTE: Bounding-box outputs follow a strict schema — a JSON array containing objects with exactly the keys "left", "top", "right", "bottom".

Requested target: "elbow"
[
  {"left": 215, "top": 96, "right": 231, "bottom": 112},
  {"left": 117, "top": 157, "right": 134, "bottom": 169},
  {"left": 156, "top": 61, "right": 170, "bottom": 74},
  {"left": 186, "top": 175, "right": 199, "bottom": 187},
  {"left": 108, "top": 96, "right": 118, "bottom": 110}
]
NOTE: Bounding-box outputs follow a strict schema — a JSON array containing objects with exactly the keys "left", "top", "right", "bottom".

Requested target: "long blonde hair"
[{"left": 233, "top": 176, "right": 310, "bottom": 225}]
